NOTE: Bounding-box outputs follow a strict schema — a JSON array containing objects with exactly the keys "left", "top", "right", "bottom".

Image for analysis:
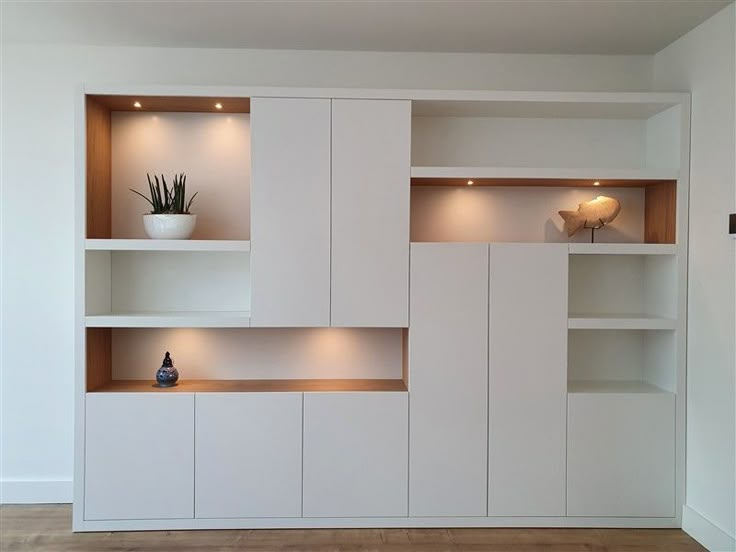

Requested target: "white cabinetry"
[
  {"left": 408, "top": 243, "right": 489, "bottom": 516},
  {"left": 567, "top": 389, "right": 675, "bottom": 517},
  {"left": 303, "top": 392, "right": 408, "bottom": 517},
  {"left": 84, "top": 393, "right": 194, "bottom": 520},
  {"left": 250, "top": 97, "right": 331, "bottom": 327},
  {"left": 331, "top": 99, "right": 411, "bottom": 327},
  {"left": 195, "top": 393, "right": 303, "bottom": 518},
  {"left": 488, "top": 244, "right": 568, "bottom": 516}
]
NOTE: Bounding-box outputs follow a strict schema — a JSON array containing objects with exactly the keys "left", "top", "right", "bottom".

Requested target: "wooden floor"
[{"left": 0, "top": 505, "right": 706, "bottom": 552}]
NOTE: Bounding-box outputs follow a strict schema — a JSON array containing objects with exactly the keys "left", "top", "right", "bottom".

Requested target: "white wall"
[
  {"left": 652, "top": 4, "right": 736, "bottom": 551},
  {"left": 0, "top": 43, "right": 653, "bottom": 503}
]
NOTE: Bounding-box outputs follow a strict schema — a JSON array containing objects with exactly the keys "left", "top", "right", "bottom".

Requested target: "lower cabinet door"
[
  {"left": 195, "top": 393, "right": 303, "bottom": 518},
  {"left": 303, "top": 392, "right": 408, "bottom": 517},
  {"left": 85, "top": 393, "right": 194, "bottom": 520},
  {"left": 567, "top": 391, "right": 675, "bottom": 517}
]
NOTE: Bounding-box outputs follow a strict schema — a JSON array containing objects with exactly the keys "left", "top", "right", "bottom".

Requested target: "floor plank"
[{"left": 0, "top": 505, "right": 707, "bottom": 552}]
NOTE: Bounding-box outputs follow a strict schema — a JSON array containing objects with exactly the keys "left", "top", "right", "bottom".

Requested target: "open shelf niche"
[
  {"left": 409, "top": 98, "right": 681, "bottom": 244},
  {"left": 568, "top": 252, "right": 677, "bottom": 322},
  {"left": 568, "top": 329, "right": 675, "bottom": 394},
  {"left": 85, "top": 94, "right": 252, "bottom": 320},
  {"left": 567, "top": 249, "right": 678, "bottom": 394},
  {"left": 86, "top": 327, "right": 409, "bottom": 393}
]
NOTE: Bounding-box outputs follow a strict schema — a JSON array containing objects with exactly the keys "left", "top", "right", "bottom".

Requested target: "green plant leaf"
[{"left": 129, "top": 188, "right": 155, "bottom": 211}]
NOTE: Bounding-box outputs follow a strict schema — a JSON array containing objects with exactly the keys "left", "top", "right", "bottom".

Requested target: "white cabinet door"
[
  {"left": 250, "top": 97, "right": 331, "bottom": 327},
  {"left": 303, "top": 392, "right": 408, "bottom": 517},
  {"left": 331, "top": 99, "right": 410, "bottom": 327},
  {"left": 568, "top": 391, "right": 675, "bottom": 517},
  {"left": 408, "top": 243, "right": 489, "bottom": 517},
  {"left": 195, "top": 393, "right": 302, "bottom": 518},
  {"left": 488, "top": 244, "right": 567, "bottom": 516},
  {"left": 85, "top": 393, "right": 194, "bottom": 520}
]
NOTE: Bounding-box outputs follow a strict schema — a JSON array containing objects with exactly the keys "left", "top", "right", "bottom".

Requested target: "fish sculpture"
[{"left": 558, "top": 196, "right": 621, "bottom": 237}]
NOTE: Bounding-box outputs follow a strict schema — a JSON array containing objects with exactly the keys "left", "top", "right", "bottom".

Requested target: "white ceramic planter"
[{"left": 143, "top": 214, "right": 197, "bottom": 239}]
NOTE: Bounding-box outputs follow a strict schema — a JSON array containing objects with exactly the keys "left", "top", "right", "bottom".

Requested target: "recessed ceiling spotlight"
[
  {"left": 467, "top": 180, "right": 474, "bottom": 186},
  {"left": 133, "top": 101, "right": 142, "bottom": 108},
  {"left": 215, "top": 102, "right": 223, "bottom": 110},
  {"left": 593, "top": 181, "right": 601, "bottom": 186}
]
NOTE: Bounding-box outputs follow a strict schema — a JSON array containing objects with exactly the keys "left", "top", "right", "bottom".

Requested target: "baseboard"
[
  {"left": 0, "top": 479, "right": 73, "bottom": 504},
  {"left": 683, "top": 505, "right": 736, "bottom": 552}
]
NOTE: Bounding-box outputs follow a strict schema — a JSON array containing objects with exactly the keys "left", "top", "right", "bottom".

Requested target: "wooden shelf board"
[
  {"left": 568, "top": 315, "right": 676, "bottom": 330},
  {"left": 86, "top": 311, "right": 252, "bottom": 328},
  {"left": 568, "top": 380, "right": 672, "bottom": 395},
  {"left": 89, "top": 379, "right": 408, "bottom": 393},
  {"left": 568, "top": 243, "right": 677, "bottom": 255},
  {"left": 85, "top": 239, "right": 250, "bottom": 252},
  {"left": 88, "top": 94, "right": 250, "bottom": 113}
]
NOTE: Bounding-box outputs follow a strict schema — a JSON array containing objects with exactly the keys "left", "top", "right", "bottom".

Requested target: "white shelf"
[
  {"left": 86, "top": 311, "right": 252, "bottom": 328},
  {"left": 410, "top": 166, "right": 679, "bottom": 181},
  {"left": 568, "top": 380, "right": 672, "bottom": 395},
  {"left": 85, "top": 239, "right": 251, "bottom": 252},
  {"left": 568, "top": 243, "right": 677, "bottom": 255},
  {"left": 568, "top": 315, "right": 676, "bottom": 330},
  {"left": 411, "top": 94, "right": 686, "bottom": 119}
]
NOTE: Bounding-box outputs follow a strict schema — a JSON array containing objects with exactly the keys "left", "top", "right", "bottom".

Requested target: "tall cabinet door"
[
  {"left": 85, "top": 393, "right": 194, "bottom": 520},
  {"left": 195, "top": 393, "right": 303, "bottom": 519},
  {"left": 488, "top": 243, "right": 568, "bottom": 516},
  {"left": 409, "top": 243, "right": 489, "bottom": 517},
  {"left": 250, "top": 98, "right": 331, "bottom": 327},
  {"left": 331, "top": 99, "right": 410, "bottom": 327}
]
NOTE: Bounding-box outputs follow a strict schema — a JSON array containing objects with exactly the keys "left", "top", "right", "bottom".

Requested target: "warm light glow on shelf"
[
  {"left": 133, "top": 101, "right": 142, "bottom": 108},
  {"left": 215, "top": 102, "right": 223, "bottom": 110},
  {"left": 593, "top": 181, "right": 601, "bottom": 186},
  {"left": 467, "top": 180, "right": 474, "bottom": 186}
]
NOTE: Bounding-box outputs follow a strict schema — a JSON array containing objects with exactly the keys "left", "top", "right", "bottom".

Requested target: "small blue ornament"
[{"left": 155, "top": 351, "right": 179, "bottom": 387}]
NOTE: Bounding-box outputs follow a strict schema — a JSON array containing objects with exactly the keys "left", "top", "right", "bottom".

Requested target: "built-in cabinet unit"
[{"left": 76, "top": 88, "right": 688, "bottom": 531}]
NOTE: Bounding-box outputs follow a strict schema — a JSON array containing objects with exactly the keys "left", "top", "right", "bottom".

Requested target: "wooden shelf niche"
[
  {"left": 410, "top": 175, "right": 676, "bottom": 244},
  {"left": 86, "top": 327, "right": 408, "bottom": 393},
  {"left": 85, "top": 94, "right": 251, "bottom": 241}
]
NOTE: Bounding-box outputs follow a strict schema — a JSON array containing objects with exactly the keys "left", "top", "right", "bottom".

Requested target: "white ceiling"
[{"left": 1, "top": 0, "right": 732, "bottom": 55}]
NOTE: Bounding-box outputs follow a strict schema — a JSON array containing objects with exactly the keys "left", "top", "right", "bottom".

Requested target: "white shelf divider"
[
  {"left": 410, "top": 166, "right": 679, "bottom": 181},
  {"left": 85, "top": 239, "right": 251, "bottom": 252},
  {"left": 568, "top": 380, "right": 673, "bottom": 395},
  {"left": 86, "top": 311, "right": 252, "bottom": 328},
  {"left": 568, "top": 315, "right": 676, "bottom": 331},
  {"left": 568, "top": 243, "right": 677, "bottom": 255}
]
